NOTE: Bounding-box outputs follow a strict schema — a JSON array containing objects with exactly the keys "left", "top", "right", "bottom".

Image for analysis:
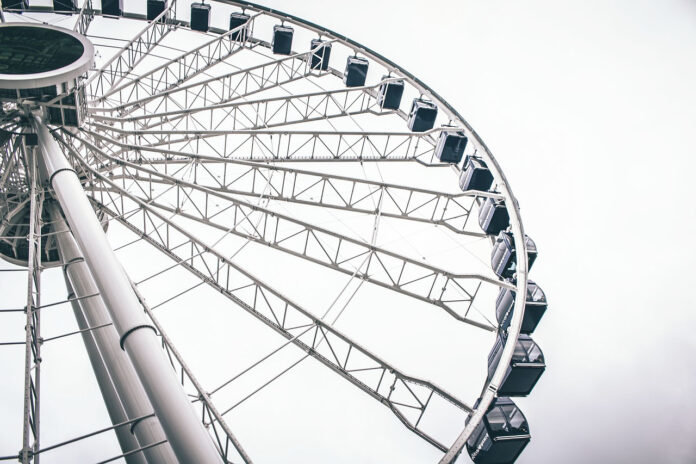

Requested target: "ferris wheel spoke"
[
  {"left": 95, "top": 48, "right": 326, "bottom": 116},
  {"left": 90, "top": 191, "right": 472, "bottom": 453},
  {"left": 86, "top": 123, "right": 442, "bottom": 162},
  {"left": 72, "top": 0, "right": 95, "bottom": 36},
  {"left": 93, "top": 81, "right": 394, "bottom": 135},
  {"left": 0, "top": 134, "right": 24, "bottom": 193},
  {"left": 98, "top": 21, "right": 262, "bottom": 105},
  {"left": 79, "top": 132, "right": 491, "bottom": 244},
  {"left": 62, "top": 136, "right": 504, "bottom": 330},
  {"left": 102, "top": 147, "right": 490, "bottom": 237},
  {"left": 0, "top": 4, "right": 539, "bottom": 461},
  {"left": 85, "top": 130, "right": 497, "bottom": 233},
  {"left": 87, "top": 5, "right": 176, "bottom": 98}
]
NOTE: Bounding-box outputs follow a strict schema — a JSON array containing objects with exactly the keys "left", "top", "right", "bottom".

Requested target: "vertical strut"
[
  {"left": 31, "top": 116, "right": 223, "bottom": 464},
  {"left": 20, "top": 143, "right": 42, "bottom": 463},
  {"left": 51, "top": 203, "right": 175, "bottom": 464},
  {"left": 63, "top": 279, "right": 148, "bottom": 464}
]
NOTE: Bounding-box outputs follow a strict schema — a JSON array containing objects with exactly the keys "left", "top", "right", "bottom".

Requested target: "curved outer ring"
[
  {"left": 0, "top": 23, "right": 95, "bottom": 90},
  {"left": 212, "top": 2, "right": 530, "bottom": 460},
  {"left": 0, "top": 3, "right": 530, "bottom": 461}
]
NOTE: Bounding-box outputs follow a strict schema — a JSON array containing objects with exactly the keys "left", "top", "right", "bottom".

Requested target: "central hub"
[
  {"left": 0, "top": 23, "right": 94, "bottom": 90},
  {"left": 0, "top": 26, "right": 86, "bottom": 75},
  {"left": 0, "top": 24, "right": 95, "bottom": 266},
  {"left": 0, "top": 23, "right": 94, "bottom": 127}
]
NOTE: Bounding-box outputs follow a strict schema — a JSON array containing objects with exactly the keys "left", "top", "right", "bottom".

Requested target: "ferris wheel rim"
[{"left": 0, "top": 2, "right": 537, "bottom": 463}]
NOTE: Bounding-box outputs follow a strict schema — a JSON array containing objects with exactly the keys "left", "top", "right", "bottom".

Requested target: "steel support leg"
[
  {"left": 21, "top": 144, "right": 41, "bottom": 464},
  {"left": 31, "top": 116, "right": 223, "bottom": 464},
  {"left": 51, "top": 204, "right": 176, "bottom": 463},
  {"left": 50, "top": 199, "right": 173, "bottom": 463},
  {"left": 63, "top": 278, "right": 148, "bottom": 464}
]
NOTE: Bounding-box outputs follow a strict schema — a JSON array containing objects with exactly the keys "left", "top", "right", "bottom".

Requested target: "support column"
[
  {"left": 63, "top": 279, "right": 148, "bottom": 464},
  {"left": 21, "top": 143, "right": 41, "bottom": 464},
  {"left": 50, "top": 199, "right": 174, "bottom": 464},
  {"left": 32, "top": 116, "right": 223, "bottom": 464}
]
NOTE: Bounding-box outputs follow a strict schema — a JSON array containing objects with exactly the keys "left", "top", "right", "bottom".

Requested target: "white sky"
[{"left": 2, "top": 1, "right": 695, "bottom": 463}]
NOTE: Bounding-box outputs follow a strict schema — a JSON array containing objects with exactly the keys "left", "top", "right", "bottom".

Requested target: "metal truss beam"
[
  {"left": 32, "top": 116, "right": 223, "bottom": 464},
  {"left": 93, "top": 80, "right": 393, "bottom": 134},
  {"left": 90, "top": 192, "right": 472, "bottom": 453},
  {"left": 50, "top": 204, "right": 179, "bottom": 464},
  {"left": 0, "top": 133, "right": 26, "bottom": 193},
  {"left": 83, "top": 130, "right": 501, "bottom": 234},
  {"left": 95, "top": 48, "right": 325, "bottom": 115},
  {"left": 99, "top": 22, "right": 259, "bottom": 104},
  {"left": 86, "top": 4, "right": 176, "bottom": 98},
  {"left": 86, "top": 123, "right": 443, "bottom": 163},
  {"left": 63, "top": 278, "right": 148, "bottom": 464},
  {"left": 20, "top": 144, "right": 42, "bottom": 464},
  {"left": 73, "top": 0, "right": 95, "bottom": 36},
  {"left": 54, "top": 126, "right": 474, "bottom": 452},
  {"left": 63, "top": 133, "right": 506, "bottom": 329}
]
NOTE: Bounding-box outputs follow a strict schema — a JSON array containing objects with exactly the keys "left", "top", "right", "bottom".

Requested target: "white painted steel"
[
  {"left": 31, "top": 116, "right": 223, "bottom": 464},
  {"left": 49, "top": 203, "right": 177, "bottom": 464},
  {"left": 214, "top": 2, "right": 533, "bottom": 460},
  {"left": 0, "top": 2, "right": 538, "bottom": 460},
  {"left": 62, "top": 278, "right": 148, "bottom": 464}
]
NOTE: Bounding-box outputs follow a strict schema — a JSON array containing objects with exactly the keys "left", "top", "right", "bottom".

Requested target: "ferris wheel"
[{"left": 0, "top": 1, "right": 548, "bottom": 463}]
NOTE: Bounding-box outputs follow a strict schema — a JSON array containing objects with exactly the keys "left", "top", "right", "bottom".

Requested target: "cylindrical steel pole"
[
  {"left": 63, "top": 278, "right": 148, "bottom": 464},
  {"left": 49, "top": 203, "right": 175, "bottom": 464},
  {"left": 32, "top": 116, "right": 223, "bottom": 464}
]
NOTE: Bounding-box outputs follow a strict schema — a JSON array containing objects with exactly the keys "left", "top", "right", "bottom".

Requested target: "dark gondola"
[
  {"left": 377, "top": 77, "right": 404, "bottom": 110},
  {"left": 407, "top": 98, "right": 437, "bottom": 132},
  {"left": 487, "top": 333, "right": 545, "bottom": 396},
  {"left": 146, "top": 0, "right": 166, "bottom": 20},
  {"left": 435, "top": 130, "right": 468, "bottom": 163},
  {"left": 53, "top": 0, "right": 77, "bottom": 12},
  {"left": 101, "top": 0, "right": 123, "bottom": 16},
  {"left": 467, "top": 397, "right": 531, "bottom": 464},
  {"left": 229, "top": 12, "right": 250, "bottom": 41},
  {"left": 496, "top": 281, "right": 547, "bottom": 334},
  {"left": 491, "top": 231, "right": 537, "bottom": 280},
  {"left": 459, "top": 155, "right": 494, "bottom": 192},
  {"left": 272, "top": 24, "right": 294, "bottom": 55},
  {"left": 1, "top": 0, "right": 28, "bottom": 9},
  {"left": 344, "top": 56, "right": 369, "bottom": 87},
  {"left": 190, "top": 3, "right": 211, "bottom": 32},
  {"left": 478, "top": 197, "right": 509, "bottom": 236}
]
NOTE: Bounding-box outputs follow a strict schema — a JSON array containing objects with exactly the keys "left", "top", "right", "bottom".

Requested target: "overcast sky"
[
  {"left": 253, "top": 0, "right": 696, "bottom": 462},
  {"left": 2, "top": 1, "right": 695, "bottom": 463}
]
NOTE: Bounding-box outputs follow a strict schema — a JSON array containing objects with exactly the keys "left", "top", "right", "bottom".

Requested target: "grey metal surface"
[
  {"left": 0, "top": 1, "right": 536, "bottom": 460},
  {"left": 64, "top": 132, "right": 507, "bottom": 329},
  {"left": 20, "top": 143, "right": 41, "bottom": 464},
  {"left": 31, "top": 115, "right": 223, "bottom": 464},
  {"left": 63, "top": 146, "right": 475, "bottom": 451},
  {"left": 62, "top": 278, "right": 148, "bottom": 464},
  {"left": 48, "top": 203, "right": 177, "bottom": 464}
]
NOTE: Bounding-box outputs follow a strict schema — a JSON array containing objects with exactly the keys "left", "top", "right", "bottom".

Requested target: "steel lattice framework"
[{"left": 0, "top": 1, "right": 538, "bottom": 463}]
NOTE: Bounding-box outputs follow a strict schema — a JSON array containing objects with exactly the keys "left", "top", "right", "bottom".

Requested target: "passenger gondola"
[
  {"left": 491, "top": 231, "right": 537, "bottom": 280},
  {"left": 344, "top": 56, "right": 369, "bottom": 87},
  {"left": 467, "top": 397, "right": 531, "bottom": 464},
  {"left": 487, "top": 334, "right": 545, "bottom": 396},
  {"left": 496, "top": 281, "right": 547, "bottom": 334}
]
